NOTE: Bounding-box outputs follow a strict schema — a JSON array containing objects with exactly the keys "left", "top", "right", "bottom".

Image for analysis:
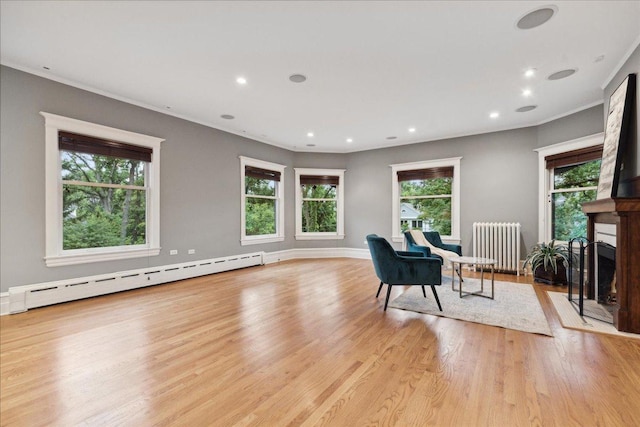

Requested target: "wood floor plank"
[{"left": 2, "top": 258, "right": 640, "bottom": 426}]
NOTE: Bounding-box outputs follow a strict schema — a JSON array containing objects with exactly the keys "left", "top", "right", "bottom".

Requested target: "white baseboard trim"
[
  {"left": 2, "top": 247, "right": 372, "bottom": 316},
  {"left": 263, "top": 247, "right": 370, "bottom": 264},
  {"left": 6, "top": 252, "right": 264, "bottom": 315},
  {"left": 0, "top": 293, "right": 9, "bottom": 316}
]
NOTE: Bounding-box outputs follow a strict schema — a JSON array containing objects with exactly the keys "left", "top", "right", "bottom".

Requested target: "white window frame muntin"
[
  {"left": 391, "top": 157, "right": 461, "bottom": 243},
  {"left": 240, "top": 156, "right": 286, "bottom": 245},
  {"left": 534, "top": 132, "right": 604, "bottom": 243},
  {"left": 42, "top": 112, "right": 163, "bottom": 267},
  {"left": 294, "top": 168, "right": 345, "bottom": 240}
]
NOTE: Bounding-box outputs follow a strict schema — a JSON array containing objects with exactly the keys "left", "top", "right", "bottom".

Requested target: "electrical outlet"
[
  {"left": 170, "top": 249, "right": 178, "bottom": 255},
  {"left": 188, "top": 249, "right": 195, "bottom": 255}
]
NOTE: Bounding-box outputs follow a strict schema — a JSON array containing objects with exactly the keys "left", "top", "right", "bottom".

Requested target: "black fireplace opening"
[
  {"left": 567, "top": 239, "right": 616, "bottom": 324},
  {"left": 596, "top": 242, "right": 616, "bottom": 308}
]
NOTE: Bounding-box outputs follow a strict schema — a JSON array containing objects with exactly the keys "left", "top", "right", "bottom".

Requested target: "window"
[
  {"left": 240, "top": 156, "right": 285, "bottom": 245},
  {"left": 42, "top": 112, "right": 163, "bottom": 267},
  {"left": 391, "top": 158, "right": 461, "bottom": 243},
  {"left": 547, "top": 146, "right": 602, "bottom": 241},
  {"left": 294, "top": 168, "right": 345, "bottom": 240},
  {"left": 535, "top": 133, "right": 604, "bottom": 242}
]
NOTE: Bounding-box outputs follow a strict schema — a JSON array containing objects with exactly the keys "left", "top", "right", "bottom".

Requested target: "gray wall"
[
  {"left": 536, "top": 105, "right": 604, "bottom": 148},
  {"left": 345, "top": 127, "right": 540, "bottom": 256},
  {"left": 0, "top": 64, "right": 617, "bottom": 292},
  {"left": 0, "top": 66, "right": 295, "bottom": 291},
  {"left": 604, "top": 43, "right": 640, "bottom": 195}
]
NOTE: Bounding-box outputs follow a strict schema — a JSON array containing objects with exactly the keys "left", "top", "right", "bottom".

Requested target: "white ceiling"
[{"left": 1, "top": 1, "right": 639, "bottom": 153}]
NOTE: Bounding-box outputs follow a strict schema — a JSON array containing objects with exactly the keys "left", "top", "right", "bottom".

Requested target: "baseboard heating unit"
[
  {"left": 8, "top": 252, "right": 263, "bottom": 314},
  {"left": 472, "top": 222, "right": 521, "bottom": 275}
]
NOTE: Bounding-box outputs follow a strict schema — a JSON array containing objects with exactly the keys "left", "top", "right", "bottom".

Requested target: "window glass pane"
[
  {"left": 246, "top": 198, "right": 276, "bottom": 235},
  {"left": 245, "top": 176, "right": 276, "bottom": 197},
  {"left": 61, "top": 151, "right": 145, "bottom": 186},
  {"left": 400, "top": 177, "right": 452, "bottom": 197},
  {"left": 301, "top": 183, "right": 336, "bottom": 199},
  {"left": 62, "top": 184, "right": 146, "bottom": 249},
  {"left": 302, "top": 200, "right": 337, "bottom": 232},
  {"left": 552, "top": 189, "right": 596, "bottom": 241},
  {"left": 553, "top": 160, "right": 601, "bottom": 190},
  {"left": 400, "top": 198, "right": 451, "bottom": 235}
]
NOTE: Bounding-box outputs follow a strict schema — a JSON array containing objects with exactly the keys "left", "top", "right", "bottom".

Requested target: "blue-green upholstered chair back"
[{"left": 366, "top": 234, "right": 442, "bottom": 311}]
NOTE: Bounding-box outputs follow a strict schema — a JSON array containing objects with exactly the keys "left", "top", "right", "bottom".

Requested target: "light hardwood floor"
[{"left": 2, "top": 258, "right": 640, "bottom": 426}]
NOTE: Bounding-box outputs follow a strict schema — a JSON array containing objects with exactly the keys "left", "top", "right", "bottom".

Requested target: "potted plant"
[{"left": 524, "top": 240, "right": 570, "bottom": 285}]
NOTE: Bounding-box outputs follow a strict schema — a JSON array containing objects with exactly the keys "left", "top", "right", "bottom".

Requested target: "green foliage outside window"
[
  {"left": 62, "top": 152, "right": 146, "bottom": 250},
  {"left": 552, "top": 160, "right": 601, "bottom": 241},
  {"left": 301, "top": 184, "right": 337, "bottom": 232},
  {"left": 245, "top": 176, "right": 277, "bottom": 235},
  {"left": 400, "top": 178, "right": 452, "bottom": 235}
]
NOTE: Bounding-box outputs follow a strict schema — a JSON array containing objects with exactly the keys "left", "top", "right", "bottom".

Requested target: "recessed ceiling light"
[
  {"left": 221, "top": 114, "right": 235, "bottom": 119},
  {"left": 516, "top": 105, "right": 537, "bottom": 113},
  {"left": 307, "top": 132, "right": 314, "bottom": 137},
  {"left": 548, "top": 69, "right": 577, "bottom": 80},
  {"left": 386, "top": 136, "right": 397, "bottom": 140},
  {"left": 522, "top": 89, "right": 532, "bottom": 97},
  {"left": 524, "top": 68, "right": 536, "bottom": 78},
  {"left": 346, "top": 138, "right": 353, "bottom": 143},
  {"left": 408, "top": 127, "right": 416, "bottom": 133},
  {"left": 236, "top": 76, "right": 247, "bottom": 85},
  {"left": 306, "top": 144, "right": 315, "bottom": 147},
  {"left": 289, "top": 74, "right": 307, "bottom": 83},
  {"left": 516, "top": 6, "right": 557, "bottom": 30},
  {"left": 489, "top": 112, "right": 500, "bottom": 119}
]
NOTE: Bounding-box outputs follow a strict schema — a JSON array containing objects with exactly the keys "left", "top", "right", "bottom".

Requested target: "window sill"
[
  {"left": 393, "top": 235, "right": 461, "bottom": 244},
  {"left": 45, "top": 247, "right": 161, "bottom": 267},
  {"left": 241, "top": 236, "right": 285, "bottom": 246},
  {"left": 295, "top": 234, "right": 345, "bottom": 241}
]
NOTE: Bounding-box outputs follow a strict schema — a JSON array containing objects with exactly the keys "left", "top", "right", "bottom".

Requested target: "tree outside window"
[
  {"left": 294, "top": 168, "right": 345, "bottom": 240},
  {"left": 62, "top": 151, "right": 147, "bottom": 250},
  {"left": 551, "top": 159, "right": 601, "bottom": 241},
  {"left": 245, "top": 175, "right": 277, "bottom": 236},
  {"left": 240, "top": 157, "right": 285, "bottom": 245},
  {"left": 398, "top": 169, "right": 453, "bottom": 236}
]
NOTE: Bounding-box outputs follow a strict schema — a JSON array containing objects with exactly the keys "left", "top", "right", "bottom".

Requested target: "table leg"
[
  {"left": 491, "top": 264, "right": 495, "bottom": 299},
  {"left": 451, "top": 262, "right": 455, "bottom": 292}
]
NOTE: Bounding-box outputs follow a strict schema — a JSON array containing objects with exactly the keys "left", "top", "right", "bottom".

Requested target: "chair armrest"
[
  {"left": 441, "top": 243, "right": 462, "bottom": 256},
  {"left": 405, "top": 241, "right": 432, "bottom": 257},
  {"left": 397, "top": 251, "right": 425, "bottom": 258}
]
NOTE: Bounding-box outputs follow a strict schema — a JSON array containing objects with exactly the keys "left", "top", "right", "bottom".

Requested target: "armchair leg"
[
  {"left": 376, "top": 281, "right": 384, "bottom": 298},
  {"left": 421, "top": 286, "right": 426, "bottom": 297},
  {"left": 430, "top": 285, "right": 443, "bottom": 311},
  {"left": 384, "top": 285, "right": 392, "bottom": 311}
]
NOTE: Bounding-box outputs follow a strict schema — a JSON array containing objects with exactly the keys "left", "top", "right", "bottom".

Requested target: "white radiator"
[
  {"left": 472, "top": 222, "right": 521, "bottom": 275},
  {"left": 8, "top": 252, "right": 264, "bottom": 313}
]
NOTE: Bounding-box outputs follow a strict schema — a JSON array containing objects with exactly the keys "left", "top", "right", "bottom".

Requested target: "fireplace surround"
[{"left": 582, "top": 196, "right": 640, "bottom": 333}]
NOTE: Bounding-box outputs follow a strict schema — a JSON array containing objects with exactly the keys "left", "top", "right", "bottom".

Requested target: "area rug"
[
  {"left": 389, "top": 277, "right": 553, "bottom": 336},
  {"left": 547, "top": 291, "right": 640, "bottom": 339}
]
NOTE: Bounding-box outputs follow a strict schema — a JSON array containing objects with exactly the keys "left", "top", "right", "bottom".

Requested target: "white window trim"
[
  {"left": 41, "top": 112, "right": 163, "bottom": 267},
  {"left": 534, "top": 132, "right": 604, "bottom": 243},
  {"left": 240, "top": 156, "right": 286, "bottom": 245},
  {"left": 390, "top": 157, "right": 462, "bottom": 244},
  {"left": 294, "top": 168, "right": 345, "bottom": 240}
]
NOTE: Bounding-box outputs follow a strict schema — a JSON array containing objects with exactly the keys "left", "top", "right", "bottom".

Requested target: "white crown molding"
[{"left": 601, "top": 34, "right": 640, "bottom": 90}]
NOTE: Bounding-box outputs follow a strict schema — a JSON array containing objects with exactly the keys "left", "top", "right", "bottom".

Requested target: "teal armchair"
[
  {"left": 366, "top": 234, "right": 442, "bottom": 311},
  {"left": 404, "top": 231, "right": 462, "bottom": 264}
]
